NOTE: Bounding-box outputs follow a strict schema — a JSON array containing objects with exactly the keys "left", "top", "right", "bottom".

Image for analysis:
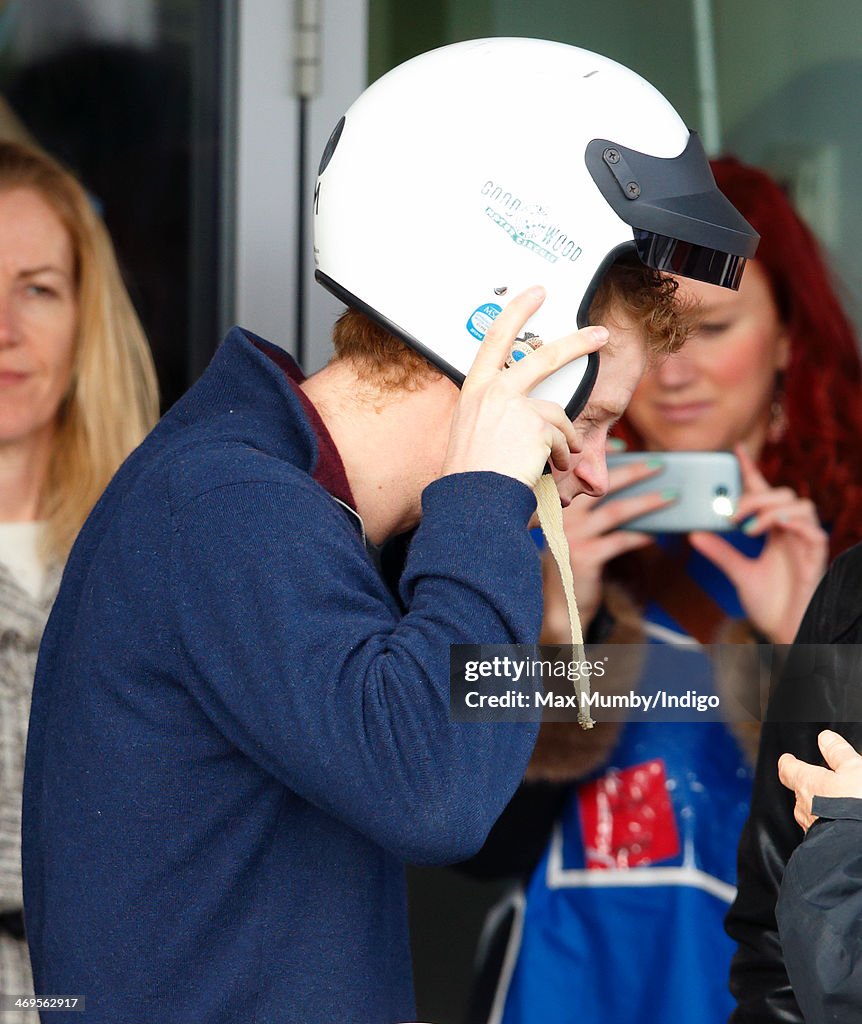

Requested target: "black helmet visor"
[
  {"left": 634, "top": 229, "right": 746, "bottom": 290},
  {"left": 585, "top": 131, "right": 759, "bottom": 290}
]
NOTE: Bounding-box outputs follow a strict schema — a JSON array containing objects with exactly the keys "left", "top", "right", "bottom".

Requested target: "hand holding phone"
[
  {"left": 547, "top": 452, "right": 735, "bottom": 637},
  {"left": 602, "top": 451, "right": 741, "bottom": 533},
  {"left": 542, "top": 453, "right": 673, "bottom": 635},
  {"left": 688, "top": 445, "right": 828, "bottom": 644}
]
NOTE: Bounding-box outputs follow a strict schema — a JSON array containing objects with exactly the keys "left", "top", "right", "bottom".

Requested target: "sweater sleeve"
[
  {"left": 454, "top": 780, "right": 570, "bottom": 880},
  {"left": 169, "top": 468, "right": 542, "bottom": 866}
]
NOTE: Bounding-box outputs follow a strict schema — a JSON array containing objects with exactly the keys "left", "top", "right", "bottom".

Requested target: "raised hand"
[
  {"left": 778, "top": 730, "right": 862, "bottom": 831},
  {"left": 688, "top": 444, "right": 828, "bottom": 643},
  {"left": 441, "top": 286, "right": 608, "bottom": 490}
]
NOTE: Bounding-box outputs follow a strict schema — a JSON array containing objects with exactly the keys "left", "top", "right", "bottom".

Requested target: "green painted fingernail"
[
  {"left": 742, "top": 518, "right": 758, "bottom": 534},
  {"left": 647, "top": 458, "right": 664, "bottom": 469},
  {"left": 608, "top": 438, "right": 627, "bottom": 451},
  {"left": 661, "top": 489, "right": 679, "bottom": 501}
]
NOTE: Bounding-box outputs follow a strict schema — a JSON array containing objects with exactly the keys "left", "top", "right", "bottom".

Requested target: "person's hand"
[
  {"left": 545, "top": 453, "right": 674, "bottom": 632},
  {"left": 441, "top": 287, "right": 608, "bottom": 489},
  {"left": 688, "top": 444, "right": 828, "bottom": 644},
  {"left": 778, "top": 730, "right": 862, "bottom": 831}
]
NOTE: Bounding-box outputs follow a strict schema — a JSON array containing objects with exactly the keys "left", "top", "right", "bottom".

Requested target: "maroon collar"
[{"left": 250, "top": 340, "right": 356, "bottom": 509}]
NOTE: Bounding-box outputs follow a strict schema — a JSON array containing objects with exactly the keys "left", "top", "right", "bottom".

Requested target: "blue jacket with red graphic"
[{"left": 470, "top": 537, "right": 759, "bottom": 1024}]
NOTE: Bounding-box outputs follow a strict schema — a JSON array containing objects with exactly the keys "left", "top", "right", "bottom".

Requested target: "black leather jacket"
[
  {"left": 777, "top": 805, "right": 862, "bottom": 1024},
  {"left": 726, "top": 542, "right": 862, "bottom": 1022}
]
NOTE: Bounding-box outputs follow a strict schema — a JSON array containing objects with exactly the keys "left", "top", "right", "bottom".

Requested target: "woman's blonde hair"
[{"left": 0, "top": 140, "right": 159, "bottom": 561}]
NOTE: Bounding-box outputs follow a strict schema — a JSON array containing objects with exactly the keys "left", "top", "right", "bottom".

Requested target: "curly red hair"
[{"left": 617, "top": 156, "right": 862, "bottom": 559}]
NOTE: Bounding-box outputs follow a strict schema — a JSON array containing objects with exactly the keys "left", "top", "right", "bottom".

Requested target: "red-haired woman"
[{"left": 465, "top": 158, "right": 862, "bottom": 1024}]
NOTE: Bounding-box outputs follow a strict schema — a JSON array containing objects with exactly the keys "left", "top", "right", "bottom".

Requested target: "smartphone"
[{"left": 603, "top": 451, "right": 741, "bottom": 533}]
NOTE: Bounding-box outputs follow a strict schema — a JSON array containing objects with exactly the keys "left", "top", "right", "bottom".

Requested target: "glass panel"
[
  {"left": 0, "top": 0, "right": 233, "bottom": 409},
  {"left": 716, "top": 0, "right": 862, "bottom": 331}
]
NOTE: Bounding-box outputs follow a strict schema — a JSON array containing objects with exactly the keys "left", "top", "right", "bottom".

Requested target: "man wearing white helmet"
[{"left": 22, "top": 39, "right": 755, "bottom": 1024}]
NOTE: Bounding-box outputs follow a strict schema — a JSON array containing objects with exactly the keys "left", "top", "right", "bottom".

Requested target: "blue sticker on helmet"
[{"left": 466, "top": 302, "right": 502, "bottom": 340}]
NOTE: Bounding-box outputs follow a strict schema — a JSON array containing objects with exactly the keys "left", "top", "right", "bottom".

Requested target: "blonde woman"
[{"left": 0, "top": 139, "right": 158, "bottom": 1003}]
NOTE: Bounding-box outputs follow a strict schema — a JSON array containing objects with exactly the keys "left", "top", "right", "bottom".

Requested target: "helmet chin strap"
[{"left": 533, "top": 475, "right": 595, "bottom": 729}]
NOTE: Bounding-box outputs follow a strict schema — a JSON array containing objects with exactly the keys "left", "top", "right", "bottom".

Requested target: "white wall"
[{"left": 234, "top": 0, "right": 368, "bottom": 370}]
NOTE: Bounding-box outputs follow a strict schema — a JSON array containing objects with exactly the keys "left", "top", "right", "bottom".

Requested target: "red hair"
[{"left": 618, "top": 156, "right": 862, "bottom": 558}]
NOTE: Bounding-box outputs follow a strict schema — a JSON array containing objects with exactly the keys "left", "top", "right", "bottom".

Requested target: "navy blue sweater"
[{"left": 23, "top": 329, "right": 542, "bottom": 1024}]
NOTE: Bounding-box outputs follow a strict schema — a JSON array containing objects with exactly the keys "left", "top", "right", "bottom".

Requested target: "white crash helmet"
[{"left": 314, "top": 38, "right": 757, "bottom": 417}]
